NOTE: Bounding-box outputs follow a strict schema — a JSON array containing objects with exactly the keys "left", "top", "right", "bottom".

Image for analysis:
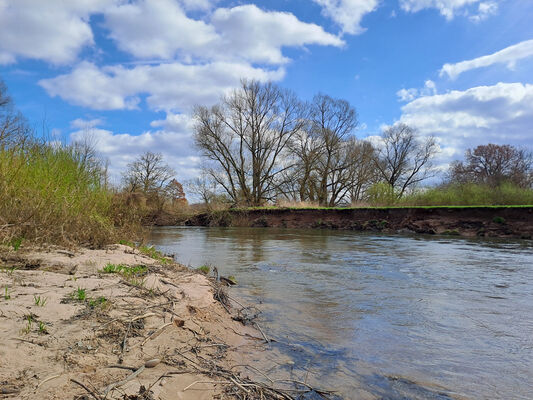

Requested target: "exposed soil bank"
[
  {"left": 0, "top": 245, "right": 292, "bottom": 399},
  {"left": 187, "top": 207, "right": 533, "bottom": 239}
]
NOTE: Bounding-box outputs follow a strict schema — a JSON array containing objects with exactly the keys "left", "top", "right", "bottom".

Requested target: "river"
[{"left": 149, "top": 226, "right": 533, "bottom": 399}]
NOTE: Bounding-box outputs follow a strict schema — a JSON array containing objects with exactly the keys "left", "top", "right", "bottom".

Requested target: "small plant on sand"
[
  {"left": 88, "top": 296, "right": 107, "bottom": 309},
  {"left": 139, "top": 245, "right": 170, "bottom": 264},
  {"left": 101, "top": 263, "right": 147, "bottom": 277},
  {"left": 34, "top": 295, "right": 47, "bottom": 307},
  {"left": 4, "top": 286, "right": 10, "bottom": 300},
  {"left": 10, "top": 237, "right": 23, "bottom": 251},
  {"left": 21, "top": 315, "right": 33, "bottom": 334},
  {"left": 74, "top": 287, "right": 86, "bottom": 301},
  {"left": 196, "top": 265, "right": 210, "bottom": 274},
  {"left": 119, "top": 239, "right": 136, "bottom": 247},
  {"left": 38, "top": 321, "right": 48, "bottom": 334}
]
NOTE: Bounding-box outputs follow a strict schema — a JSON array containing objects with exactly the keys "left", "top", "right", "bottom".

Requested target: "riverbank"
[
  {"left": 186, "top": 206, "right": 533, "bottom": 239},
  {"left": 0, "top": 244, "right": 305, "bottom": 399}
]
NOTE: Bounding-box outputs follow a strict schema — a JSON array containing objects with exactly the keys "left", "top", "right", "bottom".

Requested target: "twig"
[
  {"left": 183, "top": 380, "right": 231, "bottom": 391},
  {"left": 37, "top": 374, "right": 61, "bottom": 389},
  {"left": 70, "top": 378, "right": 101, "bottom": 400},
  {"left": 254, "top": 322, "right": 270, "bottom": 343},
  {"left": 103, "top": 365, "right": 145, "bottom": 395}
]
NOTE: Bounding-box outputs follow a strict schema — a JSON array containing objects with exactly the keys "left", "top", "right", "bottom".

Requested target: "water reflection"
[{"left": 149, "top": 227, "right": 533, "bottom": 399}]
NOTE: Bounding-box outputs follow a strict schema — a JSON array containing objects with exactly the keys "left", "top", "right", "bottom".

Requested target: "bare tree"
[
  {"left": 0, "top": 78, "right": 30, "bottom": 149},
  {"left": 372, "top": 123, "right": 437, "bottom": 198},
  {"left": 449, "top": 144, "right": 532, "bottom": 188},
  {"left": 347, "top": 139, "right": 379, "bottom": 203},
  {"left": 309, "top": 94, "right": 358, "bottom": 206},
  {"left": 194, "top": 80, "right": 307, "bottom": 206},
  {"left": 122, "top": 151, "right": 175, "bottom": 195}
]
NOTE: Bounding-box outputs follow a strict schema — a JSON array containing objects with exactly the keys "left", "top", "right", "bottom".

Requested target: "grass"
[
  {"left": 73, "top": 287, "right": 86, "bottom": 302},
  {"left": 88, "top": 296, "right": 107, "bottom": 309},
  {"left": 138, "top": 245, "right": 170, "bottom": 263},
  {"left": 101, "top": 263, "right": 147, "bottom": 277},
  {"left": 38, "top": 321, "right": 48, "bottom": 334},
  {"left": 0, "top": 140, "right": 142, "bottom": 247},
  {"left": 33, "top": 295, "right": 47, "bottom": 307},
  {"left": 196, "top": 265, "right": 210, "bottom": 274},
  {"left": 21, "top": 314, "right": 33, "bottom": 335},
  {"left": 4, "top": 286, "right": 10, "bottom": 300}
]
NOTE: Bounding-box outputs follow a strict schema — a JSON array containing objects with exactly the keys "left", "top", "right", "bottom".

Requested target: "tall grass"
[
  {"left": 399, "top": 183, "right": 533, "bottom": 206},
  {"left": 0, "top": 141, "right": 140, "bottom": 247}
]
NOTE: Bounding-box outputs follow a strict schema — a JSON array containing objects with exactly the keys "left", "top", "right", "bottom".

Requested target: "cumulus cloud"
[
  {"left": 440, "top": 39, "right": 533, "bottom": 80},
  {"left": 70, "top": 119, "right": 201, "bottom": 185},
  {"left": 469, "top": 1, "right": 498, "bottom": 22},
  {"left": 0, "top": 0, "right": 117, "bottom": 65},
  {"left": 397, "top": 80, "right": 437, "bottom": 102},
  {"left": 103, "top": 2, "right": 343, "bottom": 64},
  {"left": 399, "top": 0, "right": 494, "bottom": 21},
  {"left": 39, "top": 61, "right": 285, "bottom": 112},
  {"left": 70, "top": 118, "right": 105, "bottom": 129},
  {"left": 398, "top": 82, "right": 533, "bottom": 164},
  {"left": 312, "top": 0, "right": 380, "bottom": 35}
]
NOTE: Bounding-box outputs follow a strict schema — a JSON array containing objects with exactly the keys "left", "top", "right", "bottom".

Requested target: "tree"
[
  {"left": 0, "top": 78, "right": 30, "bottom": 149},
  {"left": 194, "top": 80, "right": 307, "bottom": 206},
  {"left": 310, "top": 94, "right": 358, "bottom": 206},
  {"left": 122, "top": 152, "right": 175, "bottom": 195},
  {"left": 165, "top": 179, "right": 187, "bottom": 205},
  {"left": 372, "top": 123, "right": 436, "bottom": 198},
  {"left": 449, "top": 144, "right": 532, "bottom": 188}
]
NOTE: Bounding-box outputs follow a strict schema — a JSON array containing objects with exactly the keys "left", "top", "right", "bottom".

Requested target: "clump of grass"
[
  {"left": 38, "top": 321, "right": 48, "bottom": 334},
  {"left": 4, "top": 286, "right": 10, "bottom": 300},
  {"left": 493, "top": 216, "right": 506, "bottom": 224},
  {"left": 21, "top": 314, "right": 33, "bottom": 335},
  {"left": 33, "top": 295, "right": 47, "bottom": 307},
  {"left": 226, "top": 275, "right": 238, "bottom": 285},
  {"left": 88, "top": 296, "right": 107, "bottom": 309},
  {"left": 0, "top": 140, "right": 142, "bottom": 248},
  {"left": 139, "top": 245, "right": 170, "bottom": 264},
  {"left": 119, "top": 239, "right": 136, "bottom": 247},
  {"left": 196, "top": 265, "right": 210, "bottom": 274},
  {"left": 101, "top": 263, "right": 147, "bottom": 277},
  {"left": 73, "top": 287, "right": 86, "bottom": 302}
]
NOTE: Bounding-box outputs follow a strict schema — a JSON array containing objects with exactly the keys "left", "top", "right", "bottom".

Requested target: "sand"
[{"left": 0, "top": 244, "right": 269, "bottom": 399}]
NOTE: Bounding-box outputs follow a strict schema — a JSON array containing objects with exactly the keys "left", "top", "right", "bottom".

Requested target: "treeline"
[{"left": 192, "top": 80, "right": 533, "bottom": 207}]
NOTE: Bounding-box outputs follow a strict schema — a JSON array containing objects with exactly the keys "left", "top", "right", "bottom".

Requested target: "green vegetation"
[
  {"left": 73, "top": 287, "right": 86, "bottom": 302},
  {"left": 4, "top": 286, "right": 10, "bottom": 300},
  {"left": 101, "top": 263, "right": 147, "bottom": 277},
  {"left": 493, "top": 216, "right": 506, "bottom": 224},
  {"left": 196, "top": 265, "right": 210, "bottom": 274},
  {"left": 10, "top": 237, "right": 23, "bottom": 251},
  {"left": 33, "top": 295, "right": 47, "bottom": 307},
  {"left": 21, "top": 314, "right": 33, "bottom": 335},
  {"left": 138, "top": 245, "right": 170, "bottom": 263},
  {"left": 38, "top": 321, "right": 48, "bottom": 334},
  {"left": 226, "top": 275, "right": 238, "bottom": 285},
  {"left": 88, "top": 296, "right": 107, "bottom": 309}
]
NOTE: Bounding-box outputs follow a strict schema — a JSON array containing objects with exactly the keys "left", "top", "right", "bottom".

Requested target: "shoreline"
[
  {"left": 185, "top": 206, "right": 533, "bottom": 239},
  {"left": 0, "top": 244, "right": 304, "bottom": 399}
]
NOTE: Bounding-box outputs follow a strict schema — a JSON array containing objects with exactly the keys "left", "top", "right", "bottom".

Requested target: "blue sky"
[{"left": 1, "top": 0, "right": 532, "bottom": 184}]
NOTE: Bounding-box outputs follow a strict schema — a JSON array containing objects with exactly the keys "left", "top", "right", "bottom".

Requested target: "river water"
[{"left": 149, "top": 227, "right": 533, "bottom": 399}]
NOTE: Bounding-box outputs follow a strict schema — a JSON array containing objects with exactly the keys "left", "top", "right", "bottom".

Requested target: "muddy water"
[{"left": 149, "top": 227, "right": 533, "bottom": 399}]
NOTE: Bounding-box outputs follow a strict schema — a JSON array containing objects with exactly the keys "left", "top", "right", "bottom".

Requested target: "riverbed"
[{"left": 149, "top": 227, "right": 533, "bottom": 399}]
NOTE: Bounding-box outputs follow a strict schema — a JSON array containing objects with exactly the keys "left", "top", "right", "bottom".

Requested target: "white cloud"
[
  {"left": 39, "top": 61, "right": 285, "bottom": 112},
  {"left": 103, "top": 2, "right": 343, "bottom": 64},
  {"left": 399, "top": 0, "right": 494, "bottom": 21},
  {"left": 397, "top": 80, "right": 437, "bottom": 102},
  {"left": 70, "top": 120, "right": 201, "bottom": 185},
  {"left": 398, "top": 82, "right": 533, "bottom": 164},
  {"left": 312, "top": 0, "right": 380, "bottom": 35},
  {"left": 0, "top": 0, "right": 117, "bottom": 65},
  {"left": 440, "top": 39, "right": 533, "bottom": 79},
  {"left": 70, "top": 118, "right": 105, "bottom": 129},
  {"left": 469, "top": 1, "right": 498, "bottom": 22}
]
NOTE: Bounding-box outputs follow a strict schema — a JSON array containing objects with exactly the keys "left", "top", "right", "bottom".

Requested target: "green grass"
[
  {"left": 100, "top": 263, "right": 147, "bottom": 277},
  {"left": 196, "top": 265, "right": 210, "bottom": 274},
  {"left": 33, "top": 295, "right": 47, "bottom": 307},
  {"left": 73, "top": 287, "right": 86, "bottom": 302},
  {"left": 88, "top": 296, "right": 107, "bottom": 309},
  {"left": 4, "top": 286, "right": 10, "bottom": 300},
  {"left": 38, "top": 321, "right": 48, "bottom": 334},
  {"left": 138, "top": 245, "right": 170, "bottom": 264},
  {"left": 21, "top": 314, "right": 33, "bottom": 335},
  {"left": 0, "top": 140, "right": 142, "bottom": 247}
]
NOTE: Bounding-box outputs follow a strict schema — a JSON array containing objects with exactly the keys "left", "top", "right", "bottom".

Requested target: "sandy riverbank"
[{"left": 0, "top": 244, "right": 295, "bottom": 399}]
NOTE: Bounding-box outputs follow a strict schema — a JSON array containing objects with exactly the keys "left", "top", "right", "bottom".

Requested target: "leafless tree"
[
  {"left": 372, "top": 123, "right": 437, "bottom": 198},
  {"left": 0, "top": 78, "right": 30, "bottom": 149},
  {"left": 449, "top": 143, "right": 532, "bottom": 188},
  {"left": 122, "top": 151, "right": 175, "bottom": 195},
  {"left": 194, "top": 80, "right": 307, "bottom": 206},
  {"left": 347, "top": 139, "right": 379, "bottom": 203},
  {"left": 308, "top": 94, "right": 358, "bottom": 206}
]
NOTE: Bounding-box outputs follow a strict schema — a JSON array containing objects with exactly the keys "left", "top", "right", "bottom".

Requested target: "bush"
[
  {"left": 0, "top": 141, "right": 141, "bottom": 247},
  {"left": 400, "top": 183, "right": 533, "bottom": 206},
  {"left": 367, "top": 182, "right": 397, "bottom": 206}
]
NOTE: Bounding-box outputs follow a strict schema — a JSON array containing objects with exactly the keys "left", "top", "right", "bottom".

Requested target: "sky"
[{"left": 1, "top": 0, "right": 532, "bottom": 186}]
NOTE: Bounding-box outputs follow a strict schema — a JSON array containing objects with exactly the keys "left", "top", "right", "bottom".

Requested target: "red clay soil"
[{"left": 187, "top": 207, "right": 533, "bottom": 239}]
